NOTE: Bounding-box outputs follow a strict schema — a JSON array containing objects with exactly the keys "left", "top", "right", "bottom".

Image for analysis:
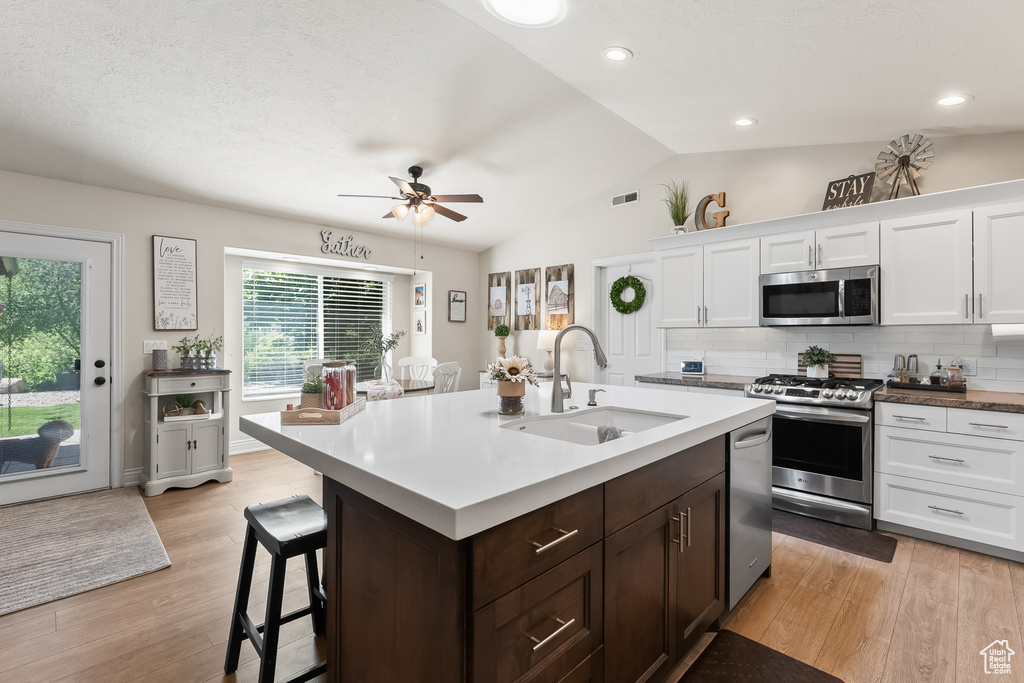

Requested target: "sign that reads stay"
[{"left": 822, "top": 172, "right": 875, "bottom": 211}]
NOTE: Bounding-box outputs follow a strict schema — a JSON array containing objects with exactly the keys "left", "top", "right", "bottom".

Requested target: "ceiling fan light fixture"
[
  {"left": 414, "top": 204, "right": 436, "bottom": 227},
  {"left": 391, "top": 204, "right": 410, "bottom": 221},
  {"left": 482, "top": 0, "right": 567, "bottom": 27}
]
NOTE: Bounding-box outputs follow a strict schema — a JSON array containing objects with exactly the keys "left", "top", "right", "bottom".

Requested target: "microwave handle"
[{"left": 838, "top": 279, "right": 845, "bottom": 318}]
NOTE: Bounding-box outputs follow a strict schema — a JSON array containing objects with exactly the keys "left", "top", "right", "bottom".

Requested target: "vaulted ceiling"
[{"left": 2, "top": 0, "right": 1021, "bottom": 251}]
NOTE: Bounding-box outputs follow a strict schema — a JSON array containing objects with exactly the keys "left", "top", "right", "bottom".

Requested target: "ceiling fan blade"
[
  {"left": 389, "top": 176, "right": 416, "bottom": 196},
  {"left": 428, "top": 194, "right": 484, "bottom": 203},
  {"left": 337, "top": 194, "right": 403, "bottom": 200},
  {"left": 429, "top": 203, "right": 468, "bottom": 222},
  {"left": 382, "top": 211, "right": 396, "bottom": 219}
]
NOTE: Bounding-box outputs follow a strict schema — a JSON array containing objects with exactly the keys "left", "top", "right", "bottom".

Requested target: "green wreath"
[{"left": 610, "top": 275, "right": 646, "bottom": 314}]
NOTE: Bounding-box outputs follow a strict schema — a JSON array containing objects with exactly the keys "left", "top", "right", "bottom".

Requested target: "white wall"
[
  {"left": 478, "top": 131, "right": 1024, "bottom": 383},
  {"left": 0, "top": 169, "right": 480, "bottom": 470}
]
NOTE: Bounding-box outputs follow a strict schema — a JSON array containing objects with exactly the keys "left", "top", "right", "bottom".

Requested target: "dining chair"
[
  {"left": 432, "top": 362, "right": 462, "bottom": 394},
  {"left": 397, "top": 356, "right": 437, "bottom": 381}
]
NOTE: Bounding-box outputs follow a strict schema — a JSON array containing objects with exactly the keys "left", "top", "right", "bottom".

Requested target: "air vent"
[{"left": 611, "top": 190, "right": 639, "bottom": 206}]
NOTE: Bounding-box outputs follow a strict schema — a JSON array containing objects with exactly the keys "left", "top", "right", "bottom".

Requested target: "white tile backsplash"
[{"left": 665, "top": 324, "right": 1024, "bottom": 393}]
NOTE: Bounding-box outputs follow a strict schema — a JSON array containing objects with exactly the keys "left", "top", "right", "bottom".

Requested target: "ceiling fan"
[{"left": 337, "top": 165, "right": 484, "bottom": 227}]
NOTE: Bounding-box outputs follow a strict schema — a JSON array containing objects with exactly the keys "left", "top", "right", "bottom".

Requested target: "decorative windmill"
[{"left": 875, "top": 134, "right": 934, "bottom": 200}]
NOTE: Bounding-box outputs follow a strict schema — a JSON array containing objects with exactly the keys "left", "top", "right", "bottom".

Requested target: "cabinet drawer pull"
[
  {"left": 528, "top": 617, "right": 575, "bottom": 651},
  {"left": 928, "top": 505, "right": 965, "bottom": 516},
  {"left": 968, "top": 422, "right": 1009, "bottom": 430},
  {"left": 928, "top": 455, "right": 966, "bottom": 463},
  {"left": 531, "top": 527, "right": 578, "bottom": 554},
  {"left": 893, "top": 415, "right": 927, "bottom": 421},
  {"left": 670, "top": 509, "right": 691, "bottom": 553}
]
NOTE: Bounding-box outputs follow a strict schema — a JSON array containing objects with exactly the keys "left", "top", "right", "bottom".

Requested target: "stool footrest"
[
  {"left": 241, "top": 614, "right": 265, "bottom": 657},
  {"left": 281, "top": 661, "right": 327, "bottom": 683}
]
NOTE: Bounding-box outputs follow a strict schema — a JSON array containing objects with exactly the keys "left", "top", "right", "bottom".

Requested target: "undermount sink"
[{"left": 501, "top": 406, "right": 686, "bottom": 446}]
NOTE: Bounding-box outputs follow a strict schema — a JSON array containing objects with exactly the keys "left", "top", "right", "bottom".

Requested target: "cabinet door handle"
[
  {"left": 528, "top": 617, "right": 575, "bottom": 652},
  {"left": 928, "top": 455, "right": 966, "bottom": 463},
  {"left": 969, "top": 422, "right": 1009, "bottom": 430},
  {"left": 670, "top": 509, "right": 691, "bottom": 552},
  {"left": 704, "top": 306, "right": 708, "bottom": 325},
  {"left": 965, "top": 294, "right": 969, "bottom": 319},
  {"left": 808, "top": 245, "right": 813, "bottom": 267},
  {"left": 893, "top": 415, "right": 926, "bottom": 421},
  {"left": 697, "top": 306, "right": 701, "bottom": 325},
  {"left": 817, "top": 244, "right": 823, "bottom": 266},
  {"left": 186, "top": 440, "right": 191, "bottom": 451},
  {"left": 928, "top": 504, "right": 965, "bottom": 516},
  {"left": 978, "top": 293, "right": 983, "bottom": 319},
  {"left": 531, "top": 527, "right": 578, "bottom": 554}
]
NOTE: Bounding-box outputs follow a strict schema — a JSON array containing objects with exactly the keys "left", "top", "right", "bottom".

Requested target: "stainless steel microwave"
[{"left": 759, "top": 266, "right": 878, "bottom": 326}]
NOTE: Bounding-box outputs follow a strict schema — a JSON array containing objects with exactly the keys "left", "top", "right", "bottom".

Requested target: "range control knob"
[
  {"left": 752, "top": 384, "right": 763, "bottom": 393},
  {"left": 773, "top": 386, "right": 784, "bottom": 395},
  {"left": 821, "top": 389, "right": 834, "bottom": 399}
]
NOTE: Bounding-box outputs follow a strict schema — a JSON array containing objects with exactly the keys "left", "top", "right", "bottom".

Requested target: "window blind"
[{"left": 242, "top": 264, "right": 392, "bottom": 399}]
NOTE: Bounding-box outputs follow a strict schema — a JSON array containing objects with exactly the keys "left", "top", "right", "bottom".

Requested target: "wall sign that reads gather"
[
  {"left": 610, "top": 275, "right": 646, "bottom": 315},
  {"left": 320, "top": 231, "right": 372, "bottom": 259}
]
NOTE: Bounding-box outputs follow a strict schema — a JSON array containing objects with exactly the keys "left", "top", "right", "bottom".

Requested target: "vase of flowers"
[
  {"left": 363, "top": 324, "right": 406, "bottom": 381},
  {"left": 172, "top": 334, "right": 198, "bottom": 370},
  {"left": 487, "top": 355, "right": 540, "bottom": 415}
]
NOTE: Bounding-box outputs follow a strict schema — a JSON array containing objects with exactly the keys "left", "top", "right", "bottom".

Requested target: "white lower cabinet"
[{"left": 875, "top": 401, "right": 1024, "bottom": 552}]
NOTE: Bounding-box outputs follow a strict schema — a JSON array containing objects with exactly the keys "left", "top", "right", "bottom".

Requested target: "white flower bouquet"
[{"left": 487, "top": 355, "right": 540, "bottom": 386}]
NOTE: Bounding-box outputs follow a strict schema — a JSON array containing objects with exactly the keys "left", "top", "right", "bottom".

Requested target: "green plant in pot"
[
  {"left": 494, "top": 323, "right": 510, "bottom": 357},
  {"left": 661, "top": 178, "right": 692, "bottom": 233},
  {"left": 300, "top": 369, "right": 323, "bottom": 408},
  {"left": 803, "top": 345, "right": 837, "bottom": 378}
]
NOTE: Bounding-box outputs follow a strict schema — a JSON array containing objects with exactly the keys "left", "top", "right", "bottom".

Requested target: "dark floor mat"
[
  {"left": 772, "top": 509, "right": 897, "bottom": 563},
  {"left": 681, "top": 629, "right": 844, "bottom": 682}
]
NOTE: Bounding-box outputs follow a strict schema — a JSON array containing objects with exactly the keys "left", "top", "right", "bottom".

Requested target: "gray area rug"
[{"left": 0, "top": 487, "right": 170, "bottom": 616}]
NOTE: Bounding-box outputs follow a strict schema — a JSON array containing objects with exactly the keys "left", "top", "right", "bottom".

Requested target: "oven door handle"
[
  {"left": 774, "top": 404, "right": 871, "bottom": 425},
  {"left": 733, "top": 424, "right": 772, "bottom": 449}
]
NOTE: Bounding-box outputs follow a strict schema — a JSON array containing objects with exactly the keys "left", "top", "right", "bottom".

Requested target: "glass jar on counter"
[
  {"left": 322, "top": 361, "right": 349, "bottom": 410},
  {"left": 341, "top": 361, "right": 357, "bottom": 406}
]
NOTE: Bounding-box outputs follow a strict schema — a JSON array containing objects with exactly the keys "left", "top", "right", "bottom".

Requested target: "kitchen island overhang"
[{"left": 239, "top": 382, "right": 775, "bottom": 540}]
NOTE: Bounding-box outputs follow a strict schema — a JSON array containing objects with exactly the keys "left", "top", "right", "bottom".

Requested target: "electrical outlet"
[
  {"left": 576, "top": 339, "right": 589, "bottom": 351},
  {"left": 143, "top": 340, "right": 168, "bottom": 353},
  {"left": 964, "top": 358, "right": 977, "bottom": 376}
]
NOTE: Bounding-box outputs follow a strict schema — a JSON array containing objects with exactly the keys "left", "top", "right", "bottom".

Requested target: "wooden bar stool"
[{"left": 224, "top": 494, "right": 327, "bottom": 683}]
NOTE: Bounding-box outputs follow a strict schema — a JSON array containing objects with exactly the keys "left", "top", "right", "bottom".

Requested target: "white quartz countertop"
[{"left": 240, "top": 382, "right": 775, "bottom": 540}]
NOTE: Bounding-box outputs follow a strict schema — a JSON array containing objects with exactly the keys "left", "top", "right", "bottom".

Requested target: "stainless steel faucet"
[{"left": 551, "top": 324, "right": 608, "bottom": 413}]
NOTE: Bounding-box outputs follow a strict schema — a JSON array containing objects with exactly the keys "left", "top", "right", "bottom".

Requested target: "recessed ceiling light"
[
  {"left": 938, "top": 94, "right": 973, "bottom": 106},
  {"left": 482, "top": 0, "right": 568, "bottom": 27},
  {"left": 604, "top": 46, "right": 633, "bottom": 62},
  {"left": 734, "top": 118, "right": 757, "bottom": 127}
]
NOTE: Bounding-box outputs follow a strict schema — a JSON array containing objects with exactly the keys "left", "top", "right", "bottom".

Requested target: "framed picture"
[
  {"left": 153, "top": 235, "right": 198, "bottom": 330},
  {"left": 413, "top": 310, "right": 426, "bottom": 335},
  {"left": 448, "top": 290, "right": 467, "bottom": 322},
  {"left": 413, "top": 283, "right": 426, "bottom": 309},
  {"left": 514, "top": 268, "right": 541, "bottom": 330},
  {"left": 545, "top": 263, "right": 574, "bottom": 330},
  {"left": 487, "top": 271, "right": 511, "bottom": 330}
]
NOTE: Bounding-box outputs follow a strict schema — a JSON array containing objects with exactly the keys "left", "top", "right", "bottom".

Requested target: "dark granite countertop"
[
  {"left": 635, "top": 372, "right": 754, "bottom": 391},
  {"left": 875, "top": 386, "right": 1024, "bottom": 414}
]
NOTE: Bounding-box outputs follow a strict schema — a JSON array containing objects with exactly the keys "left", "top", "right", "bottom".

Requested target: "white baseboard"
[
  {"left": 122, "top": 467, "right": 143, "bottom": 487},
  {"left": 230, "top": 438, "right": 269, "bottom": 456}
]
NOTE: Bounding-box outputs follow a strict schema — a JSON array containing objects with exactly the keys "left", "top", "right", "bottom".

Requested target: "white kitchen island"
[{"left": 240, "top": 383, "right": 774, "bottom": 683}]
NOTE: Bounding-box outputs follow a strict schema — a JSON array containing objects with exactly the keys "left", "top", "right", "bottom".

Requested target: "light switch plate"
[
  {"left": 576, "top": 339, "right": 589, "bottom": 351},
  {"left": 143, "top": 340, "right": 168, "bottom": 353}
]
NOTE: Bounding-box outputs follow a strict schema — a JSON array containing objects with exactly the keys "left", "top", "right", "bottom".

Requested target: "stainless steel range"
[{"left": 744, "top": 374, "right": 884, "bottom": 530}]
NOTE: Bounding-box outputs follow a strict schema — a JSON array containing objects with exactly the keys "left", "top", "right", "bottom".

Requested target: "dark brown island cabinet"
[{"left": 322, "top": 436, "right": 726, "bottom": 683}]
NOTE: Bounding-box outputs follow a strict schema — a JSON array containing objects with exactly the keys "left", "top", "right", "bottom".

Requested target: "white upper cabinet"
[
  {"left": 704, "top": 237, "right": 760, "bottom": 327},
  {"left": 655, "top": 238, "right": 759, "bottom": 328},
  {"left": 880, "top": 210, "right": 973, "bottom": 325},
  {"left": 973, "top": 201, "right": 1024, "bottom": 324},
  {"left": 760, "top": 222, "right": 879, "bottom": 274}
]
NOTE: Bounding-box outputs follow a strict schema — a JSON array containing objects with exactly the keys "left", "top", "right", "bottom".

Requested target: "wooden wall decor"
[
  {"left": 487, "top": 271, "right": 511, "bottom": 331},
  {"left": 822, "top": 172, "right": 875, "bottom": 211},
  {"left": 545, "top": 264, "right": 574, "bottom": 330},
  {"left": 694, "top": 192, "right": 729, "bottom": 231},
  {"left": 514, "top": 268, "right": 541, "bottom": 330}
]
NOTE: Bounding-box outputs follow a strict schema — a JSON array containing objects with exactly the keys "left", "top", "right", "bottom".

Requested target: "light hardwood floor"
[{"left": 2, "top": 450, "right": 1023, "bottom": 682}]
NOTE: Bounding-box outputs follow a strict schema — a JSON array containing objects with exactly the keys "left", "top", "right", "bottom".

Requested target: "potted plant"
[
  {"left": 199, "top": 333, "right": 223, "bottom": 369},
  {"left": 300, "top": 369, "right": 323, "bottom": 408},
  {"left": 661, "top": 178, "right": 692, "bottom": 233},
  {"left": 803, "top": 345, "right": 836, "bottom": 378},
  {"left": 363, "top": 324, "right": 406, "bottom": 381},
  {"left": 172, "top": 334, "right": 198, "bottom": 369},
  {"left": 494, "top": 323, "right": 510, "bottom": 357}
]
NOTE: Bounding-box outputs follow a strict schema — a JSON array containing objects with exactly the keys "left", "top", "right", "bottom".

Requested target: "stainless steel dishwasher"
[{"left": 728, "top": 416, "right": 773, "bottom": 609}]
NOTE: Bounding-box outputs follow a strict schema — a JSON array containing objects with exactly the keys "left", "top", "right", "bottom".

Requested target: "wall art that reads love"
[{"left": 153, "top": 235, "right": 198, "bottom": 330}]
